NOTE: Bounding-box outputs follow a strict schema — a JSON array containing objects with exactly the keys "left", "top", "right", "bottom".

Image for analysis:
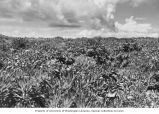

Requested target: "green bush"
[{"left": 12, "top": 38, "right": 30, "bottom": 50}]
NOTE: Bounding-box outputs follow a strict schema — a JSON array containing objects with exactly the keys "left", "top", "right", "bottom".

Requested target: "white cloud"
[
  {"left": 115, "top": 16, "right": 152, "bottom": 33},
  {"left": 0, "top": 0, "right": 157, "bottom": 38},
  {"left": 0, "top": 0, "right": 151, "bottom": 31},
  {"left": 77, "top": 29, "right": 159, "bottom": 38},
  {"left": 0, "top": 0, "right": 119, "bottom": 31}
]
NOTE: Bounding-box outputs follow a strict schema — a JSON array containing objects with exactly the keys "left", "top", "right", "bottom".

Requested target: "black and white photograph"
[{"left": 0, "top": 0, "right": 159, "bottom": 110}]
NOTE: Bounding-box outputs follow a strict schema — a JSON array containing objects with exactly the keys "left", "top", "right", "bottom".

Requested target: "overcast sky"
[{"left": 0, "top": 0, "right": 158, "bottom": 38}]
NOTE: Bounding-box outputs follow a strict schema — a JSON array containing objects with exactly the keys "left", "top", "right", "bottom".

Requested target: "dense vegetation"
[{"left": 0, "top": 34, "right": 159, "bottom": 108}]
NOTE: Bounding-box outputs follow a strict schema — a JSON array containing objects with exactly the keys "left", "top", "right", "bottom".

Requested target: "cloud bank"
[
  {"left": 0, "top": 0, "right": 151, "bottom": 30},
  {"left": 0, "top": 0, "right": 158, "bottom": 38},
  {"left": 116, "top": 16, "right": 152, "bottom": 33},
  {"left": 0, "top": 0, "right": 118, "bottom": 31}
]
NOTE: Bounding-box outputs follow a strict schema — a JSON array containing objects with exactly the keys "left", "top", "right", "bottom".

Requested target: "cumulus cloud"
[
  {"left": 77, "top": 29, "right": 159, "bottom": 38},
  {"left": 0, "top": 0, "right": 151, "bottom": 32},
  {"left": 115, "top": 16, "right": 152, "bottom": 33},
  {"left": 0, "top": 0, "right": 116, "bottom": 31},
  {"left": 0, "top": 0, "right": 157, "bottom": 38}
]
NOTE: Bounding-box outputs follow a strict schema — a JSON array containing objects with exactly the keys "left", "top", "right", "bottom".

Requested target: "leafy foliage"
[
  {"left": 12, "top": 38, "right": 30, "bottom": 50},
  {"left": 0, "top": 36, "right": 158, "bottom": 108}
]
